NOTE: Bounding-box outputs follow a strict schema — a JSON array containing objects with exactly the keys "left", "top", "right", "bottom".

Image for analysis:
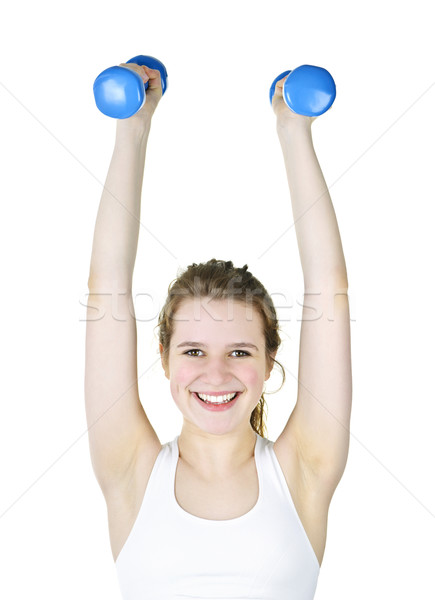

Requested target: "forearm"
[
  {"left": 88, "top": 119, "right": 152, "bottom": 290},
  {"left": 276, "top": 121, "right": 348, "bottom": 290}
]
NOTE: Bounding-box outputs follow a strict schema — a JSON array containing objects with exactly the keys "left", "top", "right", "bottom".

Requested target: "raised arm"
[
  {"left": 272, "top": 75, "right": 352, "bottom": 500},
  {"left": 88, "top": 64, "right": 161, "bottom": 288},
  {"left": 85, "top": 64, "right": 163, "bottom": 496}
]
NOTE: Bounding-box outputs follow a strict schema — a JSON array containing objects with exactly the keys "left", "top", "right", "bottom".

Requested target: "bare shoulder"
[
  {"left": 273, "top": 432, "right": 330, "bottom": 567},
  {"left": 130, "top": 435, "right": 164, "bottom": 502},
  {"left": 273, "top": 429, "right": 337, "bottom": 509},
  {"left": 104, "top": 432, "right": 163, "bottom": 505},
  {"left": 104, "top": 435, "right": 163, "bottom": 563}
]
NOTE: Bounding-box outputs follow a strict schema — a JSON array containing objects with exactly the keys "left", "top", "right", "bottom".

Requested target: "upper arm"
[
  {"left": 84, "top": 283, "right": 161, "bottom": 494},
  {"left": 277, "top": 282, "right": 352, "bottom": 495}
]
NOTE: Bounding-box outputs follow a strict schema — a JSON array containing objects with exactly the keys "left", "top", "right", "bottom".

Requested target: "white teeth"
[{"left": 197, "top": 392, "right": 237, "bottom": 404}]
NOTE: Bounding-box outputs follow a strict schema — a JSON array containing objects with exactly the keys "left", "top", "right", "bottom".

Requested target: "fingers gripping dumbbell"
[
  {"left": 93, "top": 55, "right": 168, "bottom": 119},
  {"left": 269, "top": 65, "right": 336, "bottom": 117}
]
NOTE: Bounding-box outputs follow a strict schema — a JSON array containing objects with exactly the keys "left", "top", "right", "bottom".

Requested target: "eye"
[
  {"left": 184, "top": 349, "right": 203, "bottom": 357},
  {"left": 183, "top": 349, "right": 250, "bottom": 357}
]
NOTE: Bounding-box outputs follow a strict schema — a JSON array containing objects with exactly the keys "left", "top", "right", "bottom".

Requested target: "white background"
[{"left": 1, "top": 0, "right": 434, "bottom": 597}]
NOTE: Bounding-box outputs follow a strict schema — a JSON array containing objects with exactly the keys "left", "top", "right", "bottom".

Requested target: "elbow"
[{"left": 304, "top": 270, "right": 349, "bottom": 294}]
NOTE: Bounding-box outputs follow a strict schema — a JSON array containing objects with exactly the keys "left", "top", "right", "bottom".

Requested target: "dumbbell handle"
[
  {"left": 269, "top": 65, "right": 336, "bottom": 117},
  {"left": 93, "top": 55, "right": 168, "bottom": 119}
]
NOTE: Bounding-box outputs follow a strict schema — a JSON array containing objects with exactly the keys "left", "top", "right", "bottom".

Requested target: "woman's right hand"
[{"left": 117, "top": 62, "right": 163, "bottom": 124}]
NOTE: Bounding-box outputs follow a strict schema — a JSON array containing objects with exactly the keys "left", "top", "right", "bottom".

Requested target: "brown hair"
[{"left": 155, "top": 259, "right": 285, "bottom": 438}]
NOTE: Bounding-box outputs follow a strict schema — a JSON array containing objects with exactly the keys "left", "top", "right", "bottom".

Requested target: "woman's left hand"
[{"left": 272, "top": 74, "right": 317, "bottom": 128}]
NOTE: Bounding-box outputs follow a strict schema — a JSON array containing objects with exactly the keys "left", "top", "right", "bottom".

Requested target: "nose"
[{"left": 201, "top": 356, "right": 233, "bottom": 386}]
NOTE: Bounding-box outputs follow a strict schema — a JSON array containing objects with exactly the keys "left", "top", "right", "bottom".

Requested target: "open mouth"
[
  {"left": 193, "top": 392, "right": 240, "bottom": 405},
  {"left": 192, "top": 391, "right": 241, "bottom": 406}
]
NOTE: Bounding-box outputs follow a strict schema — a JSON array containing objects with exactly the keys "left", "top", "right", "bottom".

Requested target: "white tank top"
[{"left": 115, "top": 432, "right": 320, "bottom": 599}]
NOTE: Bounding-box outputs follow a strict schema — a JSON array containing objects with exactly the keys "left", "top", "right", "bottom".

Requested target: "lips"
[
  {"left": 191, "top": 391, "right": 242, "bottom": 396},
  {"left": 195, "top": 392, "right": 237, "bottom": 404},
  {"left": 192, "top": 391, "right": 241, "bottom": 411}
]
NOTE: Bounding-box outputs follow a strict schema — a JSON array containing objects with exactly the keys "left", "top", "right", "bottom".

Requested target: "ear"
[
  {"left": 265, "top": 350, "right": 277, "bottom": 381},
  {"left": 159, "top": 343, "right": 170, "bottom": 379}
]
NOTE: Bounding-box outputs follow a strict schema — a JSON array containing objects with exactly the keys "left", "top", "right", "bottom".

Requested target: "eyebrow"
[{"left": 177, "top": 341, "right": 259, "bottom": 351}]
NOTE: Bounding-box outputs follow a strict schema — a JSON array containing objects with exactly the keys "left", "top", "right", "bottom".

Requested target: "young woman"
[{"left": 85, "top": 63, "right": 352, "bottom": 600}]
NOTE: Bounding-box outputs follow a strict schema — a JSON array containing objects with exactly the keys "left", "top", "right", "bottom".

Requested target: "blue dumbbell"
[
  {"left": 93, "top": 55, "right": 168, "bottom": 119},
  {"left": 269, "top": 65, "right": 336, "bottom": 117}
]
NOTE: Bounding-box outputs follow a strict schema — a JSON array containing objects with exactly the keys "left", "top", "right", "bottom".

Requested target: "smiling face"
[{"left": 159, "top": 296, "right": 276, "bottom": 436}]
